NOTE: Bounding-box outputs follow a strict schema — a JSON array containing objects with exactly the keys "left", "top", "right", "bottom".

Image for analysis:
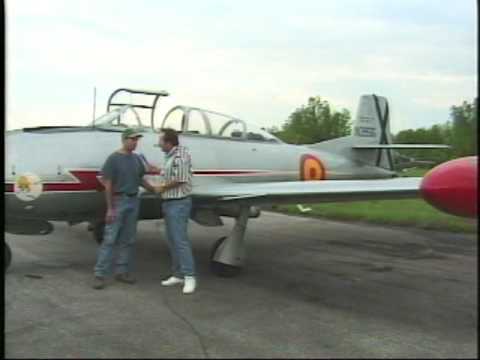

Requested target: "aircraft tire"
[
  {"left": 5, "top": 242, "right": 12, "bottom": 271},
  {"left": 209, "top": 236, "right": 242, "bottom": 277},
  {"left": 93, "top": 221, "right": 105, "bottom": 244}
]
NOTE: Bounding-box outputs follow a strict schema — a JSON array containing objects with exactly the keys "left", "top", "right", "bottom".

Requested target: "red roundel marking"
[{"left": 300, "top": 154, "right": 326, "bottom": 181}]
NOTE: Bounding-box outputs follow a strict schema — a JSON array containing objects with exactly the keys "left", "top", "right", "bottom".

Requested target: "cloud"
[{"left": 5, "top": 0, "right": 477, "bottom": 134}]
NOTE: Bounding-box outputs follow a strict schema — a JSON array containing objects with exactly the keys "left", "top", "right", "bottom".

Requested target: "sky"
[{"left": 5, "top": 0, "right": 477, "bottom": 133}]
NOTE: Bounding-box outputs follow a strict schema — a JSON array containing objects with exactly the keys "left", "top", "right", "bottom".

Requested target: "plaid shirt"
[{"left": 162, "top": 145, "right": 193, "bottom": 199}]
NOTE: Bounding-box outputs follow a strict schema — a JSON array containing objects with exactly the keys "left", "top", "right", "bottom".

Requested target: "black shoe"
[
  {"left": 92, "top": 276, "right": 106, "bottom": 290},
  {"left": 115, "top": 273, "right": 137, "bottom": 284}
]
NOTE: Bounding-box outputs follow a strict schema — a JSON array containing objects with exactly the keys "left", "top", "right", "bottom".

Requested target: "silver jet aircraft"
[{"left": 5, "top": 88, "right": 477, "bottom": 275}]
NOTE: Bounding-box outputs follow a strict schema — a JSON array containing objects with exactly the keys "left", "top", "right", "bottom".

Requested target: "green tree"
[
  {"left": 450, "top": 98, "right": 477, "bottom": 157},
  {"left": 274, "top": 97, "right": 351, "bottom": 144},
  {"left": 394, "top": 125, "right": 452, "bottom": 165},
  {"left": 393, "top": 98, "right": 477, "bottom": 165}
]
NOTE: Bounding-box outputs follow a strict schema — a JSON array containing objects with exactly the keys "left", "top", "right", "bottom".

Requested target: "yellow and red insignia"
[
  {"left": 300, "top": 154, "right": 326, "bottom": 181},
  {"left": 14, "top": 173, "right": 43, "bottom": 201}
]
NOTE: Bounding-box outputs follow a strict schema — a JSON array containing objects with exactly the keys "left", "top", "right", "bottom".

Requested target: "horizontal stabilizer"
[{"left": 353, "top": 144, "right": 450, "bottom": 149}]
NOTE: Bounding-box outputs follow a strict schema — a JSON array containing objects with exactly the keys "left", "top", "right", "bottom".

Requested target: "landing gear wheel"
[
  {"left": 92, "top": 220, "right": 105, "bottom": 244},
  {"left": 209, "top": 237, "right": 242, "bottom": 277},
  {"left": 5, "top": 242, "right": 12, "bottom": 271}
]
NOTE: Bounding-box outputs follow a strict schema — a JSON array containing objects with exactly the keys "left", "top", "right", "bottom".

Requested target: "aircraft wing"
[{"left": 193, "top": 177, "right": 422, "bottom": 205}]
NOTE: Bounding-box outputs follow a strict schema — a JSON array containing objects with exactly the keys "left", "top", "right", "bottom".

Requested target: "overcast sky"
[{"left": 6, "top": 0, "right": 477, "bottom": 133}]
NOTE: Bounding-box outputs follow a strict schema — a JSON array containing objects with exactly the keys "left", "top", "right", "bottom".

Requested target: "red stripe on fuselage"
[
  {"left": 193, "top": 170, "right": 269, "bottom": 176},
  {"left": 43, "top": 170, "right": 104, "bottom": 191},
  {"left": 4, "top": 169, "right": 279, "bottom": 193}
]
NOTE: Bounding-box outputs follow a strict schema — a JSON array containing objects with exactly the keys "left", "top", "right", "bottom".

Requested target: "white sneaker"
[
  {"left": 161, "top": 276, "right": 184, "bottom": 286},
  {"left": 183, "top": 276, "right": 196, "bottom": 294}
]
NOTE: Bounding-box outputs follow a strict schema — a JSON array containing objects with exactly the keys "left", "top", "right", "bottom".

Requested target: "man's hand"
[
  {"left": 105, "top": 208, "right": 116, "bottom": 224},
  {"left": 148, "top": 164, "right": 161, "bottom": 174},
  {"left": 142, "top": 179, "right": 157, "bottom": 193},
  {"left": 154, "top": 184, "right": 166, "bottom": 194}
]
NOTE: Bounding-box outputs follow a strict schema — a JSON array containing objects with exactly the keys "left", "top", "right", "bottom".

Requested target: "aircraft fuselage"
[{"left": 5, "top": 128, "right": 394, "bottom": 225}]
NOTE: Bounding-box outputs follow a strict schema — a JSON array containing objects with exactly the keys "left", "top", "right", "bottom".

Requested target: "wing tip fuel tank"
[{"left": 420, "top": 156, "right": 478, "bottom": 218}]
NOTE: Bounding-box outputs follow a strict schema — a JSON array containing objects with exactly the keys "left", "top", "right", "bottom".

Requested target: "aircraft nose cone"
[{"left": 420, "top": 156, "right": 478, "bottom": 218}]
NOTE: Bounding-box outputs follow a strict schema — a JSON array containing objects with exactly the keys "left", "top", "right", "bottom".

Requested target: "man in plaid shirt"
[{"left": 155, "top": 128, "right": 196, "bottom": 294}]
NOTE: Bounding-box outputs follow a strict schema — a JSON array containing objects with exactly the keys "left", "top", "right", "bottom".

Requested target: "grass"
[
  {"left": 397, "top": 167, "right": 431, "bottom": 177},
  {"left": 273, "top": 167, "right": 478, "bottom": 233}
]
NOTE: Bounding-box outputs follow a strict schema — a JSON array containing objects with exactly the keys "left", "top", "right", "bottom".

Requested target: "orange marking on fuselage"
[{"left": 300, "top": 154, "right": 326, "bottom": 181}]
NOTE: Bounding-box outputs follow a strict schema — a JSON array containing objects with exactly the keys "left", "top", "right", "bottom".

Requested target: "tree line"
[{"left": 268, "top": 96, "right": 477, "bottom": 166}]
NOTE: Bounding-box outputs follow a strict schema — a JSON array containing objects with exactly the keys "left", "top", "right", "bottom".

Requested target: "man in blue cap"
[{"left": 93, "top": 128, "right": 156, "bottom": 289}]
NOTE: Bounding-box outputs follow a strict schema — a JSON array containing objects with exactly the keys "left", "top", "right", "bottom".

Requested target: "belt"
[
  {"left": 162, "top": 196, "right": 189, "bottom": 202},
  {"left": 114, "top": 192, "right": 138, "bottom": 197}
]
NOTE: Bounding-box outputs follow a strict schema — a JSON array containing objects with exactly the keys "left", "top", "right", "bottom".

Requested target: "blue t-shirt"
[{"left": 101, "top": 152, "right": 145, "bottom": 194}]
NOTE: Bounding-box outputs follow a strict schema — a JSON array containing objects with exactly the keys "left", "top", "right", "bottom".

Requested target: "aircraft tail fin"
[
  {"left": 309, "top": 94, "right": 450, "bottom": 171},
  {"left": 349, "top": 94, "right": 395, "bottom": 170},
  {"left": 308, "top": 94, "right": 395, "bottom": 170}
]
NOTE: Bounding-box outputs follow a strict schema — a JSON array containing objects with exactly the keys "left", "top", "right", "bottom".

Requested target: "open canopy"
[{"left": 91, "top": 87, "right": 282, "bottom": 143}]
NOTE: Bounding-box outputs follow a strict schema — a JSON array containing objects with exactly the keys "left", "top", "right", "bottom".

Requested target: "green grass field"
[{"left": 273, "top": 168, "right": 478, "bottom": 233}]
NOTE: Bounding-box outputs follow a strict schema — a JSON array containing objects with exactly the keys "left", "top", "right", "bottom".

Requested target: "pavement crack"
[{"left": 160, "top": 292, "right": 210, "bottom": 358}]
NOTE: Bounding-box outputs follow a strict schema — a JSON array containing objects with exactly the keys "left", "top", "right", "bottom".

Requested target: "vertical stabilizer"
[{"left": 352, "top": 94, "right": 393, "bottom": 170}]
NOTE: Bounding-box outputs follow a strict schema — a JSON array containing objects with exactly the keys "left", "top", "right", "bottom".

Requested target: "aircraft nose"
[{"left": 420, "top": 156, "right": 478, "bottom": 218}]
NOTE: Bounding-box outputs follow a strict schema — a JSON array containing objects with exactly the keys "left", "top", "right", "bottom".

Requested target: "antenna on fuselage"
[{"left": 92, "top": 86, "right": 97, "bottom": 127}]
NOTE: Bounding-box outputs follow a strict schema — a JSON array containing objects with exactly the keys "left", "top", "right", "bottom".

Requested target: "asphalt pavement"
[{"left": 4, "top": 212, "right": 478, "bottom": 358}]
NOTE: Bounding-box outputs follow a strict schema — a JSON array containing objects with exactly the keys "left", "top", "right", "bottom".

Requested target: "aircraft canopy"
[{"left": 92, "top": 88, "right": 282, "bottom": 143}]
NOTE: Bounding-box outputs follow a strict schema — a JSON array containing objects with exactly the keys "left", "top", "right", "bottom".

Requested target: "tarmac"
[{"left": 4, "top": 212, "right": 478, "bottom": 358}]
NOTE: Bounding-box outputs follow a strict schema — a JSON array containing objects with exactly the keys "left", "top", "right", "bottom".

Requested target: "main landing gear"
[
  {"left": 209, "top": 206, "right": 250, "bottom": 277},
  {"left": 89, "top": 206, "right": 251, "bottom": 278}
]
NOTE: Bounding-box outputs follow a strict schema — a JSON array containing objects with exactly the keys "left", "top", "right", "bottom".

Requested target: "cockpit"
[{"left": 91, "top": 88, "right": 282, "bottom": 144}]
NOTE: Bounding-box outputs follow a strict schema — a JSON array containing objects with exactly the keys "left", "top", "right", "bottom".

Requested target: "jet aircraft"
[{"left": 5, "top": 88, "right": 478, "bottom": 275}]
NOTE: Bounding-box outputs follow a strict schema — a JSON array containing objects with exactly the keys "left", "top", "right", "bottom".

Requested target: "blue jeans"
[
  {"left": 94, "top": 195, "right": 140, "bottom": 277},
  {"left": 162, "top": 197, "right": 195, "bottom": 277}
]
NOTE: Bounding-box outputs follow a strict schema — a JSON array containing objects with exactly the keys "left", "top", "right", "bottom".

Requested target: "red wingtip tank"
[{"left": 420, "top": 156, "right": 478, "bottom": 218}]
